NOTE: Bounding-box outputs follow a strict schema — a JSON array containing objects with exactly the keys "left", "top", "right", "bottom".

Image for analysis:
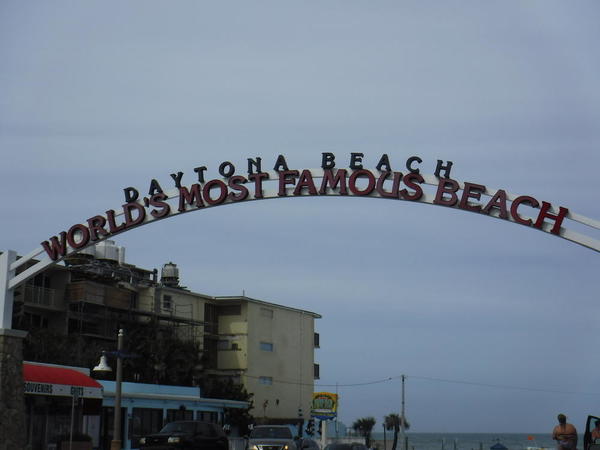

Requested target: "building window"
[
  {"left": 163, "top": 295, "right": 172, "bottom": 310},
  {"left": 217, "top": 339, "right": 240, "bottom": 351},
  {"left": 197, "top": 411, "right": 218, "bottom": 423},
  {"left": 260, "top": 342, "right": 273, "bottom": 352},
  {"left": 260, "top": 307, "right": 273, "bottom": 319},
  {"left": 259, "top": 376, "right": 273, "bottom": 385},
  {"left": 32, "top": 273, "right": 51, "bottom": 288},
  {"left": 219, "top": 305, "right": 241, "bottom": 316},
  {"left": 314, "top": 363, "right": 320, "bottom": 380},
  {"left": 314, "top": 332, "right": 320, "bottom": 348},
  {"left": 130, "top": 292, "right": 138, "bottom": 310},
  {"left": 130, "top": 408, "right": 163, "bottom": 448}
]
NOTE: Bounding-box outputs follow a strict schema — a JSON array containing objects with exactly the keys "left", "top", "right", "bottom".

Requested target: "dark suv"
[{"left": 139, "top": 421, "right": 228, "bottom": 450}]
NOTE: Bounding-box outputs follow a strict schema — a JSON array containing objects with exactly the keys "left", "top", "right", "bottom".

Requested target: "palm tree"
[
  {"left": 384, "top": 413, "right": 410, "bottom": 450},
  {"left": 353, "top": 417, "right": 376, "bottom": 447}
]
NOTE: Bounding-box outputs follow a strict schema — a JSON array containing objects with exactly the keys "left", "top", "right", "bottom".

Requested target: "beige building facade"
[{"left": 212, "top": 296, "right": 320, "bottom": 422}]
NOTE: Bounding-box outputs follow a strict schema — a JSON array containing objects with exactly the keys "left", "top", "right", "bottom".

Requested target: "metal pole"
[
  {"left": 69, "top": 392, "right": 75, "bottom": 450},
  {"left": 111, "top": 328, "right": 124, "bottom": 450},
  {"left": 383, "top": 423, "right": 387, "bottom": 450},
  {"left": 400, "top": 375, "right": 405, "bottom": 450},
  {"left": 335, "top": 382, "right": 339, "bottom": 440}
]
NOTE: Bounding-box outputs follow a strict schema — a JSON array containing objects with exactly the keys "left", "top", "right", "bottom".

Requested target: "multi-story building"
[
  {"left": 206, "top": 295, "right": 320, "bottom": 424},
  {"left": 11, "top": 240, "right": 321, "bottom": 424}
]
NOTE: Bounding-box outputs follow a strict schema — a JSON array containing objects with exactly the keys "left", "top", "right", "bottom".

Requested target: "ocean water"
[{"left": 368, "top": 433, "right": 562, "bottom": 450}]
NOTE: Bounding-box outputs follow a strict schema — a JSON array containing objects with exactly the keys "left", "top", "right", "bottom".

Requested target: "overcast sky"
[{"left": 1, "top": 1, "right": 599, "bottom": 433}]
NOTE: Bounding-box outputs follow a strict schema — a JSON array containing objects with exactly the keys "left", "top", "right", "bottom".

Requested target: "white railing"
[{"left": 23, "top": 284, "right": 56, "bottom": 308}]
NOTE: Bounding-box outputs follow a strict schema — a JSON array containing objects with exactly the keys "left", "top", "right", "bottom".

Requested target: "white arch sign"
[{"left": 2, "top": 153, "right": 599, "bottom": 329}]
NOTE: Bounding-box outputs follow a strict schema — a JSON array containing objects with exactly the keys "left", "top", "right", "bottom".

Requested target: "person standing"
[{"left": 553, "top": 414, "right": 578, "bottom": 450}]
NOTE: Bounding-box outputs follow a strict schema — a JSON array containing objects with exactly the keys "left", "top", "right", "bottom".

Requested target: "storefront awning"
[{"left": 23, "top": 363, "right": 103, "bottom": 399}]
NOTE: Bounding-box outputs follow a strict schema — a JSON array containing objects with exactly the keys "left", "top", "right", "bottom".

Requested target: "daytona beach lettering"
[{"left": 41, "top": 153, "right": 569, "bottom": 261}]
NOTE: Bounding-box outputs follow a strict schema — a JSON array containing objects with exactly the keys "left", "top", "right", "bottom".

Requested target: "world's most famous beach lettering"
[{"left": 40, "top": 153, "right": 571, "bottom": 261}]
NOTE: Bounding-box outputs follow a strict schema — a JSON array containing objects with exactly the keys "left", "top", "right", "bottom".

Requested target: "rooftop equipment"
[{"left": 161, "top": 262, "right": 180, "bottom": 287}]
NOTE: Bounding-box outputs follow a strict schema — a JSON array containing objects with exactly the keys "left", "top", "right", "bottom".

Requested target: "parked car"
[
  {"left": 139, "top": 421, "right": 229, "bottom": 450},
  {"left": 247, "top": 425, "right": 298, "bottom": 450}
]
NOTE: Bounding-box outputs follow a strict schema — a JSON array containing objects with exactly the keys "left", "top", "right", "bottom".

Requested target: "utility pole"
[
  {"left": 400, "top": 375, "right": 406, "bottom": 450},
  {"left": 112, "top": 329, "right": 124, "bottom": 450},
  {"left": 335, "top": 382, "right": 339, "bottom": 440}
]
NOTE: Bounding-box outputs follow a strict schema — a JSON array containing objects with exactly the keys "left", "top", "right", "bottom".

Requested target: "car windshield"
[
  {"left": 250, "top": 427, "right": 293, "bottom": 439},
  {"left": 161, "top": 422, "right": 196, "bottom": 433}
]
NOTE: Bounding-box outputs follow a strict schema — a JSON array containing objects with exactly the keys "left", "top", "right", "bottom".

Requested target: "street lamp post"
[
  {"left": 400, "top": 374, "right": 405, "bottom": 450},
  {"left": 93, "top": 328, "right": 124, "bottom": 450}
]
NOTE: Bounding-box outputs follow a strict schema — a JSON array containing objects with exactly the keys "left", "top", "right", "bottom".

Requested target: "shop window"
[
  {"left": 167, "top": 408, "right": 194, "bottom": 423},
  {"left": 197, "top": 411, "right": 218, "bottom": 423},
  {"left": 130, "top": 408, "right": 163, "bottom": 449}
]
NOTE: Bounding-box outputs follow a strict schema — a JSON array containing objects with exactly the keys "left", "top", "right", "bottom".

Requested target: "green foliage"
[
  {"left": 23, "top": 322, "right": 204, "bottom": 387},
  {"left": 384, "top": 413, "right": 409, "bottom": 450},
  {"left": 123, "top": 322, "right": 203, "bottom": 386},
  {"left": 23, "top": 329, "right": 105, "bottom": 368},
  {"left": 204, "top": 378, "right": 254, "bottom": 436},
  {"left": 353, "top": 417, "right": 376, "bottom": 447}
]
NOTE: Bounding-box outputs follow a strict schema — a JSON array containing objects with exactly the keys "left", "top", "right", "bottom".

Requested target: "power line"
[
  {"left": 244, "top": 373, "right": 600, "bottom": 395},
  {"left": 407, "top": 374, "right": 600, "bottom": 396},
  {"left": 244, "top": 373, "right": 398, "bottom": 387}
]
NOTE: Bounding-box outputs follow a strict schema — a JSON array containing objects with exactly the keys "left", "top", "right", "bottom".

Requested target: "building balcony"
[
  {"left": 66, "top": 281, "right": 136, "bottom": 309},
  {"left": 22, "top": 285, "right": 59, "bottom": 310}
]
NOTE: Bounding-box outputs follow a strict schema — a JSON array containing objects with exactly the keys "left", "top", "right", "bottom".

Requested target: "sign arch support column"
[{"left": 0, "top": 250, "right": 28, "bottom": 450}]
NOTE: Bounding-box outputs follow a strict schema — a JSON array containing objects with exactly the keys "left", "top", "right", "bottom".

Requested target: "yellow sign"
[{"left": 311, "top": 392, "right": 338, "bottom": 419}]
